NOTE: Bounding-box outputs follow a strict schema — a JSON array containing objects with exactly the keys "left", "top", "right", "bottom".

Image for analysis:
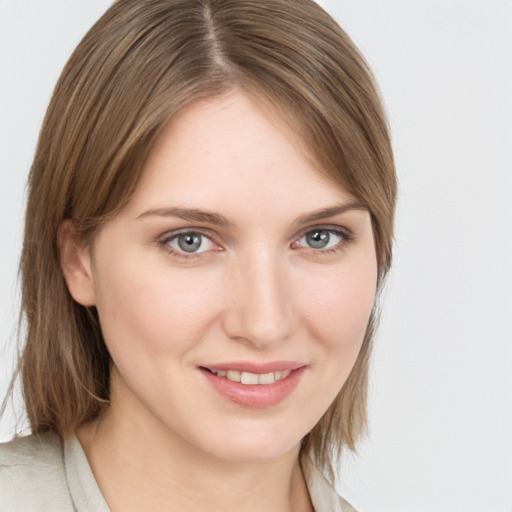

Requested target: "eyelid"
[
  {"left": 294, "top": 223, "right": 354, "bottom": 242},
  {"left": 291, "top": 224, "right": 355, "bottom": 253},
  {"left": 158, "top": 226, "right": 218, "bottom": 243},
  {"left": 158, "top": 228, "right": 222, "bottom": 259}
]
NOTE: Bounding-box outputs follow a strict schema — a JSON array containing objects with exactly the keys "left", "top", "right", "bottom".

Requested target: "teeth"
[
  {"left": 226, "top": 370, "right": 241, "bottom": 382},
  {"left": 209, "top": 368, "right": 293, "bottom": 385},
  {"left": 258, "top": 372, "right": 275, "bottom": 385},
  {"left": 241, "top": 372, "right": 259, "bottom": 385}
]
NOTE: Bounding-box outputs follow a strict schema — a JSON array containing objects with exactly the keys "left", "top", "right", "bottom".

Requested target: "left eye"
[
  {"left": 298, "top": 229, "right": 343, "bottom": 250},
  {"left": 166, "top": 232, "right": 214, "bottom": 253}
]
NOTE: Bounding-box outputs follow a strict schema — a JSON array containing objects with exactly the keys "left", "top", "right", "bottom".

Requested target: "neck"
[{"left": 77, "top": 379, "right": 313, "bottom": 512}]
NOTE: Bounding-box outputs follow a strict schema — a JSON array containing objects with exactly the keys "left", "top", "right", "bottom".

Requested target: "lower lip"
[{"left": 200, "top": 367, "right": 306, "bottom": 408}]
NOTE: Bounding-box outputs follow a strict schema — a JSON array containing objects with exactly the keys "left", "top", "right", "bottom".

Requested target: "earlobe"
[{"left": 58, "top": 220, "right": 96, "bottom": 306}]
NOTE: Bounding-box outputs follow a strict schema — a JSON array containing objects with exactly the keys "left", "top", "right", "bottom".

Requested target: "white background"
[{"left": 1, "top": 1, "right": 511, "bottom": 511}]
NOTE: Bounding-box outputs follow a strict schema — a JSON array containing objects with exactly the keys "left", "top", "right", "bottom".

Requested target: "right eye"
[{"left": 165, "top": 232, "right": 215, "bottom": 254}]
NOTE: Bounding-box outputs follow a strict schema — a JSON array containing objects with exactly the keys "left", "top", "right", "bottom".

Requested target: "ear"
[{"left": 58, "top": 220, "right": 96, "bottom": 306}]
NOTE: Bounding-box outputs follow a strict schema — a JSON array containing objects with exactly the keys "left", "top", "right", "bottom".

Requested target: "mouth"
[
  {"left": 199, "top": 362, "right": 306, "bottom": 408},
  {"left": 200, "top": 367, "right": 292, "bottom": 385}
]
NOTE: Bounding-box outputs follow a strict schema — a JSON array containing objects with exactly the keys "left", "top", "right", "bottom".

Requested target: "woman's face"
[{"left": 79, "top": 91, "right": 377, "bottom": 463}]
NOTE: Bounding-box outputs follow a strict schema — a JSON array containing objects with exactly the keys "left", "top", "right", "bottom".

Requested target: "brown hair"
[{"left": 6, "top": 0, "right": 396, "bottom": 481}]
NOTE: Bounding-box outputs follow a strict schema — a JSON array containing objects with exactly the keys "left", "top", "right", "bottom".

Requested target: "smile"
[
  {"left": 203, "top": 368, "right": 292, "bottom": 385},
  {"left": 200, "top": 363, "right": 306, "bottom": 408}
]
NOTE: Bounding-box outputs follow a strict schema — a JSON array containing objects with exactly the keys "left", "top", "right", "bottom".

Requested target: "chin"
[{"left": 185, "top": 418, "right": 307, "bottom": 465}]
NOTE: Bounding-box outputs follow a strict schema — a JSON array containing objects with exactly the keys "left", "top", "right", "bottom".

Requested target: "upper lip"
[{"left": 200, "top": 361, "right": 305, "bottom": 374}]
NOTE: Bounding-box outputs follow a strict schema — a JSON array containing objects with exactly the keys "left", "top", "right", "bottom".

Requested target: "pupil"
[
  {"left": 307, "top": 230, "right": 329, "bottom": 249},
  {"left": 178, "top": 234, "right": 202, "bottom": 252}
]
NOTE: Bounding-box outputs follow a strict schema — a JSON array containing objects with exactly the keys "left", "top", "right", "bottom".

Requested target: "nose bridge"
[{"left": 224, "top": 245, "right": 294, "bottom": 348}]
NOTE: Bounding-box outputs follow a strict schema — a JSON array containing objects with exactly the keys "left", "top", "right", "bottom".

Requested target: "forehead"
[{"left": 127, "top": 91, "right": 355, "bottom": 218}]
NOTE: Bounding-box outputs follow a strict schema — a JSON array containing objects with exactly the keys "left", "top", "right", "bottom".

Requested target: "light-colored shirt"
[{"left": 0, "top": 432, "right": 356, "bottom": 511}]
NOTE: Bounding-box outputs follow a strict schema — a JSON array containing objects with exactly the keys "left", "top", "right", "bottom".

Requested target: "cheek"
[
  {"left": 301, "top": 264, "right": 377, "bottom": 350},
  {"left": 92, "top": 255, "right": 223, "bottom": 359},
  {"left": 284, "top": 262, "right": 377, "bottom": 435}
]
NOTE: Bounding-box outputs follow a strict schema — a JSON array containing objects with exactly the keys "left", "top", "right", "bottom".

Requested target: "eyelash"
[
  {"left": 294, "top": 227, "right": 355, "bottom": 258},
  {"left": 158, "top": 226, "right": 354, "bottom": 261},
  {"left": 158, "top": 230, "right": 219, "bottom": 261}
]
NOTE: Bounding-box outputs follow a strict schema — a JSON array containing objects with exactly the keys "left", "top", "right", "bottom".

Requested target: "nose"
[{"left": 222, "top": 249, "right": 296, "bottom": 349}]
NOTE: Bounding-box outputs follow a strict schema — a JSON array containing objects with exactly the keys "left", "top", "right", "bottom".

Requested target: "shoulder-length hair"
[{"left": 7, "top": 0, "right": 396, "bottom": 481}]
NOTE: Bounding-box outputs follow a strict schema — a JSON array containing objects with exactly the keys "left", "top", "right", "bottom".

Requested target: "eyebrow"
[
  {"left": 293, "top": 201, "right": 368, "bottom": 227},
  {"left": 137, "top": 207, "right": 232, "bottom": 226},
  {"left": 137, "top": 201, "right": 367, "bottom": 227}
]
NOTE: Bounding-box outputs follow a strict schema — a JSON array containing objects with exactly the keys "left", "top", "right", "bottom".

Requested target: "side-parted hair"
[{"left": 7, "top": 0, "right": 396, "bottom": 481}]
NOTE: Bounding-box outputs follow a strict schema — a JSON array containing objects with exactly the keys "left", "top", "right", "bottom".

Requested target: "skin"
[{"left": 61, "top": 90, "right": 378, "bottom": 511}]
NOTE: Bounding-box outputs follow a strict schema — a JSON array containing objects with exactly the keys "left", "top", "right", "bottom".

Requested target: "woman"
[{"left": 0, "top": 0, "right": 396, "bottom": 510}]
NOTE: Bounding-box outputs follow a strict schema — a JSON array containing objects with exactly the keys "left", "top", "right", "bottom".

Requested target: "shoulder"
[
  {"left": 303, "top": 458, "right": 358, "bottom": 512},
  {"left": 0, "top": 431, "right": 74, "bottom": 511},
  {"left": 0, "top": 430, "right": 61, "bottom": 463}
]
